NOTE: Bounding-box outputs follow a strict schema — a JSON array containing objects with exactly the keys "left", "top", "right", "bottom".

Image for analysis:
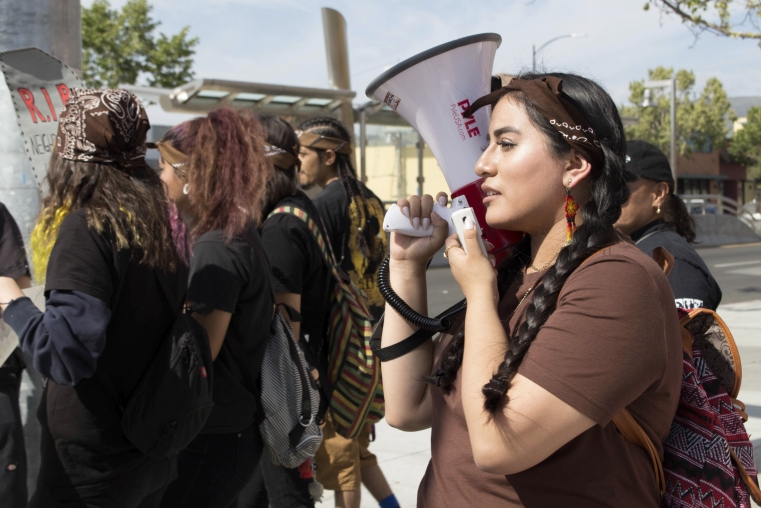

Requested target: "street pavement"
[{"left": 18, "top": 243, "right": 761, "bottom": 506}]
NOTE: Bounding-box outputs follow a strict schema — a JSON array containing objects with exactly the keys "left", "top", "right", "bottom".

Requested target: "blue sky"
[{"left": 83, "top": 0, "right": 761, "bottom": 111}]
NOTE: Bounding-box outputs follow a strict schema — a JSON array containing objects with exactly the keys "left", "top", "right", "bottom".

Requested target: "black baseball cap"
[{"left": 625, "top": 140, "right": 674, "bottom": 192}]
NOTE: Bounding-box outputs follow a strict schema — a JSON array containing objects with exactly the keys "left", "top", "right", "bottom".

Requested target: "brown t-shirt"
[{"left": 418, "top": 242, "right": 683, "bottom": 507}]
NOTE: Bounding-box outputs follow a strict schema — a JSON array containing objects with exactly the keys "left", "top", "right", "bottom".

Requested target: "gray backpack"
[
  {"left": 240, "top": 231, "right": 322, "bottom": 468},
  {"left": 259, "top": 309, "right": 322, "bottom": 468}
]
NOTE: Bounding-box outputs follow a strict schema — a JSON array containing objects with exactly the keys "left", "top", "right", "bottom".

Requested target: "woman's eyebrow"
[{"left": 486, "top": 126, "right": 521, "bottom": 142}]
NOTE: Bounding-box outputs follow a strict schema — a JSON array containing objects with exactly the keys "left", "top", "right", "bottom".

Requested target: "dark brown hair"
[
  {"left": 168, "top": 108, "right": 273, "bottom": 240},
  {"left": 664, "top": 193, "right": 696, "bottom": 242},
  {"left": 435, "top": 72, "right": 633, "bottom": 416},
  {"left": 32, "top": 152, "right": 182, "bottom": 277},
  {"left": 258, "top": 114, "right": 300, "bottom": 216}
]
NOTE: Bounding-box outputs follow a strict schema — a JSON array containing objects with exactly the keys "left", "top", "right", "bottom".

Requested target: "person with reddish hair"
[{"left": 155, "top": 108, "right": 275, "bottom": 508}]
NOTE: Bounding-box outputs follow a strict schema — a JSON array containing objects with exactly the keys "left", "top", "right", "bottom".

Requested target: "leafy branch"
[{"left": 645, "top": 0, "right": 761, "bottom": 43}]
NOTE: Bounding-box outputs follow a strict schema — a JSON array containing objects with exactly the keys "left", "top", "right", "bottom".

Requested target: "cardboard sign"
[
  {"left": 0, "top": 285, "right": 45, "bottom": 366},
  {"left": 0, "top": 48, "right": 83, "bottom": 194}
]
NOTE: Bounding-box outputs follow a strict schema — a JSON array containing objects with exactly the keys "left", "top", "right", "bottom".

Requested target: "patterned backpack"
[
  {"left": 613, "top": 250, "right": 761, "bottom": 507},
  {"left": 268, "top": 206, "right": 384, "bottom": 439}
]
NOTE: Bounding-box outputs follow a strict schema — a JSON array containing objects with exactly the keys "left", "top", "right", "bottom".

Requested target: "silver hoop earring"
[{"left": 183, "top": 184, "right": 190, "bottom": 195}]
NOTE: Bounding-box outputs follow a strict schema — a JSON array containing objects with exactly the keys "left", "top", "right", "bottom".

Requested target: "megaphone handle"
[{"left": 383, "top": 203, "right": 458, "bottom": 237}]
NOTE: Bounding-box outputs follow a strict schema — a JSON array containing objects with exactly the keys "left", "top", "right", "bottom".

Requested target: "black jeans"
[
  {"left": 237, "top": 457, "right": 314, "bottom": 508},
  {"left": 0, "top": 363, "right": 27, "bottom": 508},
  {"left": 161, "top": 424, "right": 263, "bottom": 508}
]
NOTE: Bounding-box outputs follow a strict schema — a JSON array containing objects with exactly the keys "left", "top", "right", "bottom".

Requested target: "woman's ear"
[
  {"left": 651, "top": 181, "right": 670, "bottom": 209},
  {"left": 563, "top": 149, "right": 593, "bottom": 189}
]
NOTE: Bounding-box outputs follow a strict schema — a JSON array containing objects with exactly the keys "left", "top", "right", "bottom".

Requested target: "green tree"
[
  {"left": 645, "top": 1, "right": 761, "bottom": 46},
  {"left": 621, "top": 67, "right": 735, "bottom": 157},
  {"left": 82, "top": 0, "right": 199, "bottom": 89},
  {"left": 729, "top": 107, "right": 761, "bottom": 180}
]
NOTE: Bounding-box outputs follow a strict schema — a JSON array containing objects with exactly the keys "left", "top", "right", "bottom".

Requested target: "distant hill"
[{"left": 729, "top": 97, "right": 761, "bottom": 118}]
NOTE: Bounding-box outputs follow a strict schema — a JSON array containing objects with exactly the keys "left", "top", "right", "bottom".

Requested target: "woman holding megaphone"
[{"left": 378, "top": 73, "right": 683, "bottom": 506}]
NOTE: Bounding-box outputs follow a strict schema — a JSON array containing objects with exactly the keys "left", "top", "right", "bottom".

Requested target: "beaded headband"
[
  {"left": 463, "top": 76, "right": 604, "bottom": 169},
  {"left": 146, "top": 140, "right": 188, "bottom": 173},
  {"left": 264, "top": 143, "right": 300, "bottom": 170},
  {"left": 296, "top": 130, "right": 353, "bottom": 155}
]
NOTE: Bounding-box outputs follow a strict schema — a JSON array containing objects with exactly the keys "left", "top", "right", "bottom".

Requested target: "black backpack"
[{"left": 99, "top": 269, "right": 215, "bottom": 459}]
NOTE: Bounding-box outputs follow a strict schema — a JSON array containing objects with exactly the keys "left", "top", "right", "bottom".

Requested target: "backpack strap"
[
  {"left": 730, "top": 447, "right": 761, "bottom": 503},
  {"left": 267, "top": 206, "right": 343, "bottom": 282},
  {"left": 611, "top": 409, "right": 665, "bottom": 494},
  {"left": 241, "top": 229, "right": 277, "bottom": 317}
]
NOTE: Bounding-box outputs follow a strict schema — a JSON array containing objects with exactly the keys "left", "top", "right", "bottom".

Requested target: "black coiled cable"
[{"left": 377, "top": 256, "right": 452, "bottom": 332}]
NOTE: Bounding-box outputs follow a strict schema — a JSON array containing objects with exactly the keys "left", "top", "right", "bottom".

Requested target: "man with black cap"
[{"left": 616, "top": 140, "right": 722, "bottom": 310}]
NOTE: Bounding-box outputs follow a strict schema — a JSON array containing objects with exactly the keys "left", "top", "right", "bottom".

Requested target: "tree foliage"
[
  {"left": 645, "top": 1, "right": 761, "bottom": 45},
  {"left": 621, "top": 67, "right": 735, "bottom": 157},
  {"left": 82, "top": 0, "right": 199, "bottom": 89},
  {"left": 729, "top": 107, "right": 761, "bottom": 180}
]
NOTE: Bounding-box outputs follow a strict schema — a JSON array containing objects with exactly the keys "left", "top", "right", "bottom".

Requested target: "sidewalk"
[{"left": 325, "top": 299, "right": 761, "bottom": 507}]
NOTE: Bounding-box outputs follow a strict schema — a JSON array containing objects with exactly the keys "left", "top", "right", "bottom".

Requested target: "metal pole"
[
  {"left": 670, "top": 78, "right": 677, "bottom": 188},
  {"left": 417, "top": 134, "right": 424, "bottom": 196},
  {"left": 321, "top": 8, "right": 355, "bottom": 165},
  {"left": 51, "top": 0, "right": 82, "bottom": 75},
  {"left": 396, "top": 132, "right": 404, "bottom": 199},
  {"left": 359, "top": 108, "right": 367, "bottom": 183}
]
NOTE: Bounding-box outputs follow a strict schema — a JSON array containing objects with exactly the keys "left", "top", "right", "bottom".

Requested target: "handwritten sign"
[
  {"left": 0, "top": 48, "right": 83, "bottom": 195},
  {"left": 0, "top": 286, "right": 45, "bottom": 366}
]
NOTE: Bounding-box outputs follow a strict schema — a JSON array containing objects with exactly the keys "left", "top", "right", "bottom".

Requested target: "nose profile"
[{"left": 475, "top": 147, "right": 497, "bottom": 178}]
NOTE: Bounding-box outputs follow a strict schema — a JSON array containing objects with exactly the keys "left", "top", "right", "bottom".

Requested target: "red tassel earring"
[{"left": 565, "top": 179, "right": 578, "bottom": 244}]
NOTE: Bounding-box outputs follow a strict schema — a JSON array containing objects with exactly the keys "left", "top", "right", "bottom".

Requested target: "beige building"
[{"left": 359, "top": 143, "right": 449, "bottom": 203}]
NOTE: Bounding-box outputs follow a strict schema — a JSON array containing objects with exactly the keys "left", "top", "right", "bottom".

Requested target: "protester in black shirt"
[
  {"left": 0, "top": 202, "right": 32, "bottom": 508},
  {"left": 297, "top": 118, "right": 388, "bottom": 322},
  {"left": 156, "top": 108, "right": 275, "bottom": 508},
  {"left": 616, "top": 140, "right": 722, "bottom": 310},
  {"left": 295, "top": 117, "right": 399, "bottom": 508},
  {"left": 0, "top": 89, "right": 189, "bottom": 508},
  {"left": 236, "top": 115, "right": 332, "bottom": 508}
]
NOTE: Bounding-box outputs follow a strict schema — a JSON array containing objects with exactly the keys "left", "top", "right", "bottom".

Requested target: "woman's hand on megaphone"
[
  {"left": 446, "top": 222, "right": 498, "bottom": 304},
  {"left": 389, "top": 193, "right": 450, "bottom": 268}
]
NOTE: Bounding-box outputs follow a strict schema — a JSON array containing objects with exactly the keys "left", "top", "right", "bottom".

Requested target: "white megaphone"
[{"left": 366, "top": 33, "right": 522, "bottom": 262}]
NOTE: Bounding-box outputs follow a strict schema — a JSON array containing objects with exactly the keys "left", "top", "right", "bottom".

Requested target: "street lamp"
[
  {"left": 641, "top": 79, "right": 677, "bottom": 186},
  {"left": 532, "top": 33, "right": 587, "bottom": 72}
]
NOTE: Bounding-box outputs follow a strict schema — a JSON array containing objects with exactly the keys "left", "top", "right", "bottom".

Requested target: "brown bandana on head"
[
  {"left": 147, "top": 140, "right": 188, "bottom": 174},
  {"left": 264, "top": 144, "right": 300, "bottom": 170},
  {"left": 55, "top": 88, "right": 150, "bottom": 171},
  {"left": 462, "top": 76, "right": 604, "bottom": 169},
  {"left": 296, "top": 130, "right": 353, "bottom": 155}
]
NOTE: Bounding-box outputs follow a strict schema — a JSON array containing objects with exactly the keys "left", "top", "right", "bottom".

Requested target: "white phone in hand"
[{"left": 451, "top": 207, "right": 488, "bottom": 257}]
